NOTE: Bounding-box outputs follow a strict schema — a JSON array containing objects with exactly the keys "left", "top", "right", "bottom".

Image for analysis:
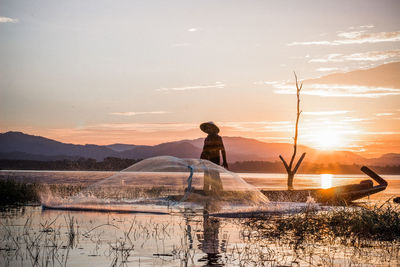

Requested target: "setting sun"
[
  {"left": 313, "top": 130, "right": 343, "bottom": 150},
  {"left": 320, "top": 174, "right": 333, "bottom": 189}
]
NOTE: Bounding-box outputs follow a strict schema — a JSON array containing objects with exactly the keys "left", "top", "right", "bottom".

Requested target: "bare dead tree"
[{"left": 279, "top": 72, "right": 306, "bottom": 190}]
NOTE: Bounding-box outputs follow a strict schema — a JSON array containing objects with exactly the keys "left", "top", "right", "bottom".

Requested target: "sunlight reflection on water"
[{"left": 320, "top": 174, "right": 333, "bottom": 189}]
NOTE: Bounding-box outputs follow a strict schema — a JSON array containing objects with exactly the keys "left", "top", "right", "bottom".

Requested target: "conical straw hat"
[{"left": 200, "top": 121, "right": 220, "bottom": 134}]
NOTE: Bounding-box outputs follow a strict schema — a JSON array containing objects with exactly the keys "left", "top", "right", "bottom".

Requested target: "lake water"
[
  {"left": 1, "top": 170, "right": 399, "bottom": 201},
  {"left": 1, "top": 170, "right": 399, "bottom": 266}
]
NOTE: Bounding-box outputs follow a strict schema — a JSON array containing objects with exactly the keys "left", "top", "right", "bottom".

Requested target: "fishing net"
[{"left": 42, "top": 156, "right": 269, "bottom": 215}]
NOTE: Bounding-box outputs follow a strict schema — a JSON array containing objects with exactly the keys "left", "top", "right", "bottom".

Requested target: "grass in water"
[
  {"left": 0, "top": 177, "right": 176, "bottom": 205},
  {"left": 0, "top": 179, "right": 40, "bottom": 205},
  {"left": 2, "top": 178, "right": 399, "bottom": 245},
  {"left": 244, "top": 203, "right": 400, "bottom": 245}
]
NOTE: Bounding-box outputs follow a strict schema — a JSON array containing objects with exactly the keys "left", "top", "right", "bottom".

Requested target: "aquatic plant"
[
  {"left": 0, "top": 179, "right": 40, "bottom": 205},
  {"left": 244, "top": 203, "right": 400, "bottom": 243},
  {"left": 1, "top": 206, "right": 400, "bottom": 267}
]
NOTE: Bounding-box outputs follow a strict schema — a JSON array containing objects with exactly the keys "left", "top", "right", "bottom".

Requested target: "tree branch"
[
  {"left": 279, "top": 155, "right": 290, "bottom": 172},
  {"left": 293, "top": 152, "right": 306, "bottom": 175}
]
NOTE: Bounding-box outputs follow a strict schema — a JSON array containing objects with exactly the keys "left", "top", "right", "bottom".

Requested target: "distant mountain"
[
  {"left": 366, "top": 153, "right": 400, "bottom": 166},
  {"left": 106, "top": 144, "right": 137, "bottom": 152},
  {"left": 0, "top": 131, "right": 119, "bottom": 161},
  {"left": 0, "top": 131, "right": 399, "bottom": 166},
  {"left": 120, "top": 141, "right": 201, "bottom": 159},
  {"left": 0, "top": 151, "right": 80, "bottom": 161}
]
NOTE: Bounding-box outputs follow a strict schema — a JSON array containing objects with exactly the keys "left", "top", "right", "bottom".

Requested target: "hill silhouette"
[{"left": 0, "top": 131, "right": 399, "bottom": 166}]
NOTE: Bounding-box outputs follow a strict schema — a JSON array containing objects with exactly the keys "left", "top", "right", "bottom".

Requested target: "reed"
[
  {"left": 0, "top": 179, "right": 40, "bottom": 205},
  {"left": 244, "top": 203, "right": 400, "bottom": 243},
  {"left": 1, "top": 205, "right": 399, "bottom": 267}
]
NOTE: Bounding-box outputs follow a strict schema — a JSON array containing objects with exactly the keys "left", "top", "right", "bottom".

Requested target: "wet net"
[{"left": 42, "top": 156, "right": 270, "bottom": 215}]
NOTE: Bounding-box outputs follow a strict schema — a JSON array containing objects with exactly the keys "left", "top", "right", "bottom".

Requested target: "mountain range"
[{"left": 0, "top": 131, "right": 399, "bottom": 166}]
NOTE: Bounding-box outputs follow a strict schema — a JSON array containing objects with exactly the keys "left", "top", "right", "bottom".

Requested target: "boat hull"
[{"left": 261, "top": 166, "right": 387, "bottom": 204}]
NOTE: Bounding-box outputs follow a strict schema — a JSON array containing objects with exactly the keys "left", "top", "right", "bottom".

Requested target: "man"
[{"left": 200, "top": 122, "right": 228, "bottom": 195}]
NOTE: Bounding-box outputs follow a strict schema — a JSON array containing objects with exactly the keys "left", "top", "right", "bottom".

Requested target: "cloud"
[
  {"left": 0, "top": 16, "right": 18, "bottom": 23},
  {"left": 303, "top": 111, "right": 349, "bottom": 116},
  {"left": 89, "top": 120, "right": 295, "bottom": 136},
  {"left": 309, "top": 54, "right": 343, "bottom": 63},
  {"left": 310, "top": 50, "right": 400, "bottom": 63},
  {"left": 288, "top": 30, "right": 400, "bottom": 46},
  {"left": 342, "top": 117, "right": 370, "bottom": 122},
  {"left": 348, "top": 24, "right": 375, "bottom": 30},
  {"left": 272, "top": 83, "right": 400, "bottom": 98},
  {"left": 253, "top": 81, "right": 280, "bottom": 85},
  {"left": 221, "top": 121, "right": 293, "bottom": 133},
  {"left": 188, "top": 28, "right": 199, "bottom": 32},
  {"left": 375, "top": 113, "right": 394, "bottom": 117},
  {"left": 156, "top": 82, "right": 225, "bottom": 92},
  {"left": 316, "top": 67, "right": 340, "bottom": 72},
  {"left": 90, "top": 122, "right": 197, "bottom": 132},
  {"left": 257, "top": 136, "right": 292, "bottom": 142},
  {"left": 110, "top": 111, "right": 170, "bottom": 116},
  {"left": 362, "top": 131, "right": 400, "bottom": 135}
]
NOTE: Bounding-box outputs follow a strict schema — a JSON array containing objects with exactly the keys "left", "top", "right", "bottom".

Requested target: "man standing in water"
[
  {"left": 198, "top": 122, "right": 227, "bottom": 264},
  {"left": 200, "top": 122, "right": 228, "bottom": 195}
]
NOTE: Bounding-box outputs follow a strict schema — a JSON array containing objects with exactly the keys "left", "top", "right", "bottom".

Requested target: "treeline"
[
  {"left": 0, "top": 157, "right": 141, "bottom": 171},
  {"left": 229, "top": 161, "right": 400, "bottom": 175},
  {"left": 0, "top": 158, "right": 399, "bottom": 174}
]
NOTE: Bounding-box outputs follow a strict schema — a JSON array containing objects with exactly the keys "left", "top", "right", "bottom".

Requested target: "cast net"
[{"left": 42, "top": 156, "right": 269, "bottom": 215}]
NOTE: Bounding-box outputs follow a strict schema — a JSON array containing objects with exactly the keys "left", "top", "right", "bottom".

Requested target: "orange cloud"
[
  {"left": 310, "top": 50, "right": 400, "bottom": 62},
  {"left": 288, "top": 30, "right": 400, "bottom": 46}
]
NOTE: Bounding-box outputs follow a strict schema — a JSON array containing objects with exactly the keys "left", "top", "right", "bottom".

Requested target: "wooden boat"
[{"left": 261, "top": 166, "right": 388, "bottom": 204}]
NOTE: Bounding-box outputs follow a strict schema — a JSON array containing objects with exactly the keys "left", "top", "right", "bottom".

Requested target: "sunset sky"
[{"left": 1, "top": 0, "right": 399, "bottom": 157}]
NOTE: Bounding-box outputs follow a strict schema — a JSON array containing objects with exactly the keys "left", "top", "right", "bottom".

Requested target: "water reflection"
[
  {"left": 197, "top": 212, "right": 225, "bottom": 266},
  {"left": 320, "top": 174, "right": 333, "bottom": 189},
  {"left": 1, "top": 206, "right": 399, "bottom": 266}
]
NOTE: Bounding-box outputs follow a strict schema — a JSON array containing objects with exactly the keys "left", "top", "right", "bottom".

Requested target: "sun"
[
  {"left": 313, "top": 130, "right": 342, "bottom": 150},
  {"left": 320, "top": 174, "right": 333, "bottom": 189}
]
